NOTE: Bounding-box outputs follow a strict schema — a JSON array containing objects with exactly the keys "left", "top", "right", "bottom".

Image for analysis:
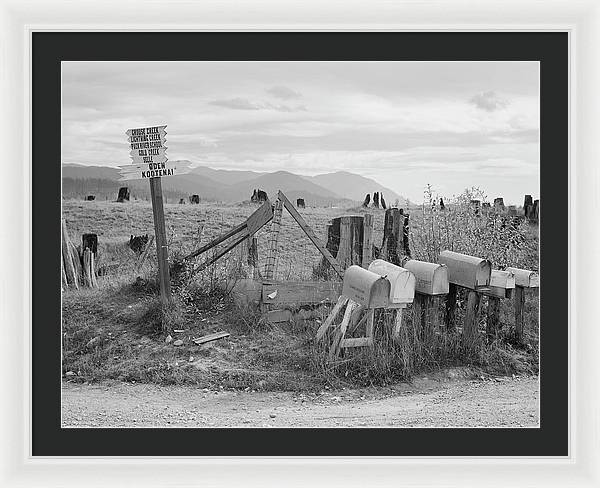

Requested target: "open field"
[{"left": 61, "top": 197, "right": 540, "bottom": 394}]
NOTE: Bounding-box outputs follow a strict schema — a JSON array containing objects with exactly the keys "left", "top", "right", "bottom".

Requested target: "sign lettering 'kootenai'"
[{"left": 119, "top": 125, "right": 191, "bottom": 181}]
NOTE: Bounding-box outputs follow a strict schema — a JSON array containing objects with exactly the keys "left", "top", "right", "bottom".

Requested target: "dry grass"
[{"left": 62, "top": 193, "right": 539, "bottom": 390}]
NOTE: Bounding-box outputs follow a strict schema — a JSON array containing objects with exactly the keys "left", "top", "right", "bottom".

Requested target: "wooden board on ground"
[
  {"left": 192, "top": 331, "right": 230, "bottom": 345},
  {"left": 261, "top": 281, "right": 342, "bottom": 306}
]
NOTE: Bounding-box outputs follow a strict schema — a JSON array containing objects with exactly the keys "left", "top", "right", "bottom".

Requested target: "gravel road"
[{"left": 62, "top": 374, "right": 539, "bottom": 428}]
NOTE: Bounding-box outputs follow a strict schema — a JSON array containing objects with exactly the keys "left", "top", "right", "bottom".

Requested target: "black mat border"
[{"left": 33, "top": 32, "right": 568, "bottom": 456}]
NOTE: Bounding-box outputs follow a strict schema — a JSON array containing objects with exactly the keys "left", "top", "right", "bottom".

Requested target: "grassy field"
[{"left": 62, "top": 196, "right": 539, "bottom": 391}]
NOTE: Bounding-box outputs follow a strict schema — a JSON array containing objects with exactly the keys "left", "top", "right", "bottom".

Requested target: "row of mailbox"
[{"left": 342, "top": 250, "right": 539, "bottom": 309}]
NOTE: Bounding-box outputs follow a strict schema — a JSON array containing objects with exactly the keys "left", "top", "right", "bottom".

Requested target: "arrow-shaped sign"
[
  {"left": 118, "top": 160, "right": 191, "bottom": 181},
  {"left": 125, "top": 125, "right": 167, "bottom": 137}
]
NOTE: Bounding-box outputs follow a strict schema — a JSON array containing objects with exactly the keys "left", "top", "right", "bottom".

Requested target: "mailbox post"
[
  {"left": 505, "top": 267, "right": 539, "bottom": 343},
  {"left": 403, "top": 260, "right": 449, "bottom": 337},
  {"left": 439, "top": 250, "right": 492, "bottom": 345},
  {"left": 317, "top": 262, "right": 416, "bottom": 359},
  {"left": 483, "top": 270, "right": 516, "bottom": 342}
]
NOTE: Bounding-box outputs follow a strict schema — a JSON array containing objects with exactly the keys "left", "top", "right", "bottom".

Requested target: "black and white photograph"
[{"left": 59, "top": 59, "right": 542, "bottom": 429}]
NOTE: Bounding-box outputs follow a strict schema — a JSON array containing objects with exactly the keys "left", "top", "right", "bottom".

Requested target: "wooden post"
[
  {"left": 382, "top": 208, "right": 402, "bottom": 265},
  {"left": 487, "top": 296, "right": 501, "bottom": 342},
  {"left": 463, "top": 290, "right": 481, "bottom": 345},
  {"left": 82, "top": 233, "right": 98, "bottom": 256},
  {"left": 514, "top": 286, "right": 526, "bottom": 343},
  {"left": 337, "top": 217, "right": 352, "bottom": 269},
  {"left": 414, "top": 294, "right": 434, "bottom": 339},
  {"left": 445, "top": 283, "right": 457, "bottom": 330},
  {"left": 149, "top": 177, "right": 172, "bottom": 307},
  {"left": 83, "top": 248, "right": 93, "bottom": 288},
  {"left": 264, "top": 198, "right": 283, "bottom": 279},
  {"left": 61, "top": 220, "right": 78, "bottom": 290},
  {"left": 247, "top": 236, "right": 259, "bottom": 279},
  {"left": 323, "top": 215, "right": 364, "bottom": 270},
  {"left": 402, "top": 214, "right": 411, "bottom": 258},
  {"left": 362, "top": 213, "right": 373, "bottom": 268}
]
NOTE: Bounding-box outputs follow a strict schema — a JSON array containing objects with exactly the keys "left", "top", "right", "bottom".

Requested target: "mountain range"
[{"left": 62, "top": 161, "right": 407, "bottom": 206}]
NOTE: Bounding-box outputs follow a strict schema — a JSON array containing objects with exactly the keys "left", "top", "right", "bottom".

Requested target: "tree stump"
[
  {"left": 381, "top": 208, "right": 403, "bottom": 264},
  {"left": 117, "top": 187, "right": 130, "bottom": 202},
  {"left": 82, "top": 233, "right": 98, "bottom": 256}
]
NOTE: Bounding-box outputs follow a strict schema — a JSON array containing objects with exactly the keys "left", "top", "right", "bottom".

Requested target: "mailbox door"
[
  {"left": 342, "top": 265, "right": 390, "bottom": 308},
  {"left": 368, "top": 259, "right": 415, "bottom": 304}
]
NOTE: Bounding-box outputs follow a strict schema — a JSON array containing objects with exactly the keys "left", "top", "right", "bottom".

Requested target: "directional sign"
[
  {"left": 118, "top": 160, "right": 191, "bottom": 181},
  {"left": 126, "top": 125, "right": 168, "bottom": 166}
]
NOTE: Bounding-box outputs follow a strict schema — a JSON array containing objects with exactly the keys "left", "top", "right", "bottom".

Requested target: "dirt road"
[{"left": 62, "top": 373, "right": 539, "bottom": 428}]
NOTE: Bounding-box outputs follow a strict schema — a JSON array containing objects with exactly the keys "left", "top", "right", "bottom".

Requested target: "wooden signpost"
[{"left": 119, "top": 125, "right": 190, "bottom": 307}]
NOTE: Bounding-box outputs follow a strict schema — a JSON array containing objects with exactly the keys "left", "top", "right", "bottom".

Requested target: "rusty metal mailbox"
[
  {"left": 484, "top": 269, "right": 516, "bottom": 299},
  {"left": 505, "top": 267, "right": 539, "bottom": 288},
  {"left": 368, "top": 259, "right": 416, "bottom": 305},
  {"left": 438, "top": 250, "right": 492, "bottom": 290},
  {"left": 342, "top": 265, "right": 390, "bottom": 308},
  {"left": 403, "top": 260, "right": 449, "bottom": 295}
]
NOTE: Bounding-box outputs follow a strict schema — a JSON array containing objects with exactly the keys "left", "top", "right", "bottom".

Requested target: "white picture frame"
[{"left": 1, "top": 0, "right": 598, "bottom": 486}]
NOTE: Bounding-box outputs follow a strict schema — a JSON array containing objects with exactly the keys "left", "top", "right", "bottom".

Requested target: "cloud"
[
  {"left": 209, "top": 97, "right": 306, "bottom": 112},
  {"left": 469, "top": 91, "right": 509, "bottom": 112},
  {"left": 209, "top": 98, "right": 261, "bottom": 110},
  {"left": 266, "top": 85, "right": 302, "bottom": 100}
]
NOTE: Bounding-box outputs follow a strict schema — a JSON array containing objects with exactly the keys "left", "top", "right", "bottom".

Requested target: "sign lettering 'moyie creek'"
[{"left": 119, "top": 125, "right": 191, "bottom": 181}]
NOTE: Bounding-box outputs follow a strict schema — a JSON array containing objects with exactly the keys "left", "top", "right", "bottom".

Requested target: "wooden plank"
[
  {"left": 264, "top": 199, "right": 283, "bottom": 280},
  {"left": 362, "top": 213, "right": 373, "bottom": 268},
  {"left": 365, "top": 309, "right": 375, "bottom": 339},
  {"left": 149, "top": 177, "right": 173, "bottom": 307},
  {"left": 316, "top": 295, "right": 349, "bottom": 341},
  {"left": 329, "top": 300, "right": 356, "bottom": 360},
  {"left": 340, "top": 337, "right": 373, "bottom": 348},
  {"left": 195, "top": 232, "right": 249, "bottom": 273},
  {"left": 182, "top": 222, "right": 247, "bottom": 261},
  {"left": 263, "top": 309, "right": 292, "bottom": 324},
  {"left": 262, "top": 281, "right": 342, "bottom": 306},
  {"left": 278, "top": 190, "right": 344, "bottom": 278},
  {"left": 514, "top": 286, "right": 526, "bottom": 343},
  {"left": 192, "top": 331, "right": 230, "bottom": 345},
  {"left": 463, "top": 290, "right": 481, "bottom": 345},
  {"left": 246, "top": 200, "right": 274, "bottom": 235},
  {"left": 83, "top": 248, "right": 93, "bottom": 288}
]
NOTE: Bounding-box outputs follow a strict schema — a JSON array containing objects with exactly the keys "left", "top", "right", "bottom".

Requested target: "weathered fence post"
[
  {"left": 514, "top": 286, "right": 526, "bottom": 343},
  {"left": 247, "top": 236, "right": 259, "bottom": 279},
  {"left": 382, "top": 208, "right": 402, "bottom": 265},
  {"left": 264, "top": 198, "right": 283, "bottom": 279},
  {"left": 486, "top": 296, "right": 501, "bottom": 342},
  {"left": 463, "top": 290, "right": 481, "bottom": 345},
  {"left": 361, "top": 213, "right": 373, "bottom": 269},
  {"left": 82, "top": 233, "right": 98, "bottom": 256}
]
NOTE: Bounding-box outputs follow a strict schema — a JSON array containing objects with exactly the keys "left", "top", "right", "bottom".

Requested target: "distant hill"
[
  {"left": 305, "top": 171, "right": 406, "bottom": 205},
  {"left": 61, "top": 163, "right": 406, "bottom": 206},
  {"left": 188, "top": 163, "right": 265, "bottom": 185}
]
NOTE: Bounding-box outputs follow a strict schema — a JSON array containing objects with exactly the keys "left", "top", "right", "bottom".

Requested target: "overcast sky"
[{"left": 62, "top": 61, "right": 539, "bottom": 204}]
